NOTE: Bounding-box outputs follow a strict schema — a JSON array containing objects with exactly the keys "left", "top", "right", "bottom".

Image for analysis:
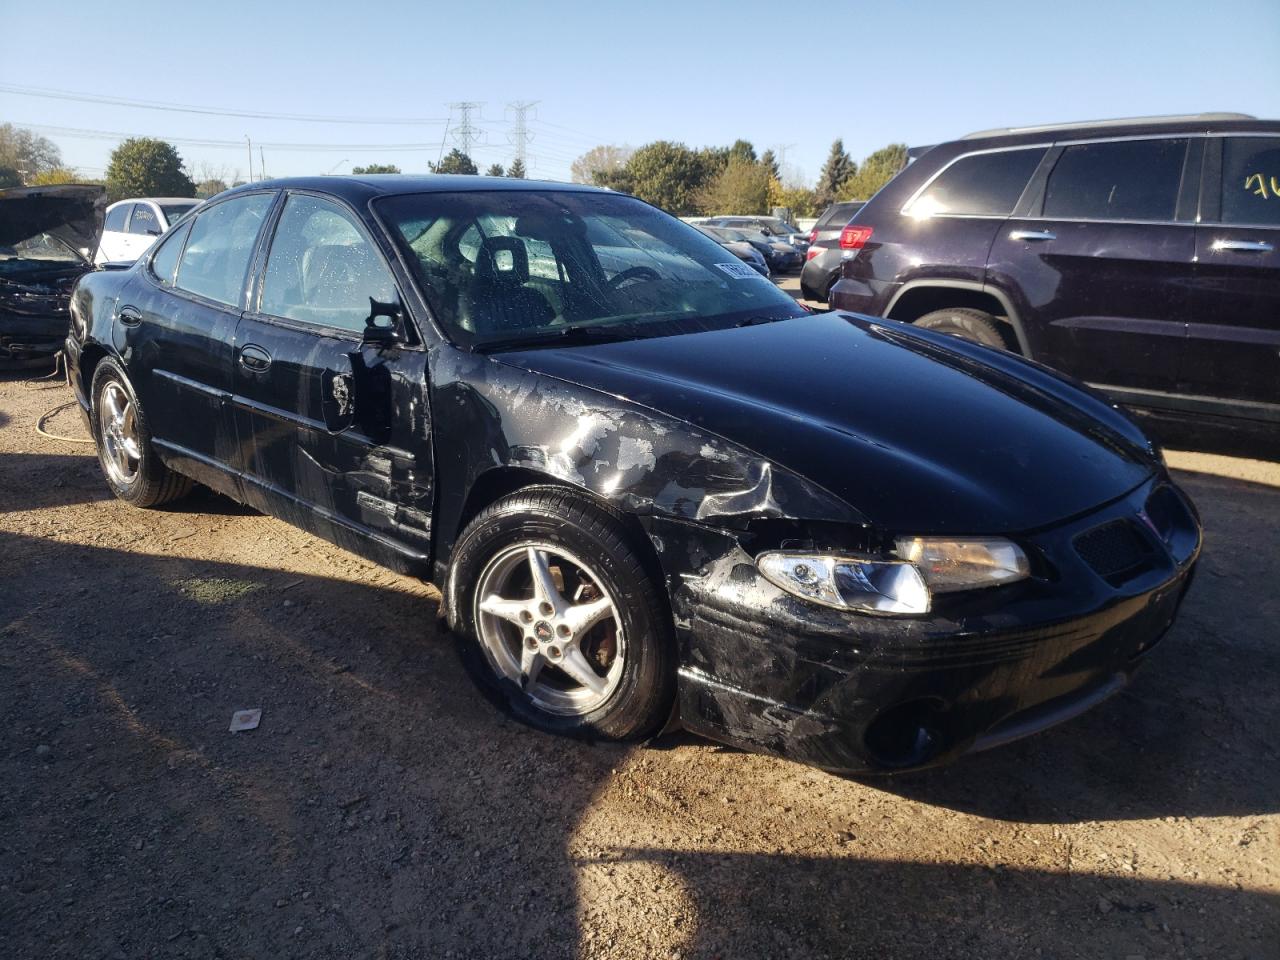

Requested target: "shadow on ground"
[{"left": 4, "top": 472, "right": 1278, "bottom": 957}]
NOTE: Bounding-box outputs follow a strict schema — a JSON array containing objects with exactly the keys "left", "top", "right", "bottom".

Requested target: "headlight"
[
  {"left": 757, "top": 537, "right": 1029, "bottom": 617},
  {"left": 893, "top": 537, "right": 1029, "bottom": 593},
  {"left": 756, "top": 552, "right": 930, "bottom": 616}
]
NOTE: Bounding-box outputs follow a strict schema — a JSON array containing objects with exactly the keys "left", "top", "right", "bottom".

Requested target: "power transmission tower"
[
  {"left": 448, "top": 102, "right": 484, "bottom": 158},
  {"left": 506, "top": 100, "right": 540, "bottom": 168}
]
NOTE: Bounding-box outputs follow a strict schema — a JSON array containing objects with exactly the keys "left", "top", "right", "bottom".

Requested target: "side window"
[
  {"left": 149, "top": 220, "right": 192, "bottom": 286},
  {"left": 174, "top": 193, "right": 274, "bottom": 308},
  {"left": 259, "top": 194, "right": 397, "bottom": 333},
  {"left": 1043, "top": 139, "right": 1188, "bottom": 222},
  {"left": 103, "top": 204, "right": 130, "bottom": 232},
  {"left": 1221, "top": 137, "right": 1280, "bottom": 227},
  {"left": 909, "top": 148, "right": 1046, "bottom": 217},
  {"left": 128, "top": 204, "right": 160, "bottom": 235}
]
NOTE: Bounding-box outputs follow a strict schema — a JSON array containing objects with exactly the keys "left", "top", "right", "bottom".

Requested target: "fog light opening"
[{"left": 864, "top": 698, "right": 948, "bottom": 768}]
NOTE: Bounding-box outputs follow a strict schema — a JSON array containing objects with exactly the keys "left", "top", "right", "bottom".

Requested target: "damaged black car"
[
  {"left": 65, "top": 176, "right": 1202, "bottom": 774},
  {"left": 1, "top": 184, "right": 103, "bottom": 367}
]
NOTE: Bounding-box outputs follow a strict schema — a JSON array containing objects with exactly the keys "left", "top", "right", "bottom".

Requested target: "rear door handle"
[
  {"left": 238, "top": 344, "right": 272, "bottom": 373},
  {"left": 1211, "top": 239, "right": 1274, "bottom": 253},
  {"left": 118, "top": 306, "right": 142, "bottom": 326},
  {"left": 1009, "top": 229, "right": 1057, "bottom": 242}
]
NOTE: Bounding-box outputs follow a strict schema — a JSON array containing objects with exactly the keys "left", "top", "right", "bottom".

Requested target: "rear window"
[
  {"left": 908, "top": 148, "right": 1046, "bottom": 218},
  {"left": 1221, "top": 137, "right": 1280, "bottom": 227},
  {"left": 1043, "top": 138, "right": 1188, "bottom": 222},
  {"left": 815, "top": 202, "right": 863, "bottom": 229}
]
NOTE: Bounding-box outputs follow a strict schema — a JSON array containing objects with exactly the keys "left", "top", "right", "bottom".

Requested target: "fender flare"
[{"left": 884, "top": 279, "right": 1032, "bottom": 357}]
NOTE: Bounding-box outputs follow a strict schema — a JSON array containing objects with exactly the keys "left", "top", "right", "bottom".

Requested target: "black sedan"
[{"left": 65, "top": 176, "right": 1201, "bottom": 774}]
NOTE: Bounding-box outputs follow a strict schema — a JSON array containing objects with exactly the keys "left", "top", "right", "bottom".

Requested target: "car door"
[
  {"left": 1186, "top": 135, "right": 1280, "bottom": 414},
  {"left": 124, "top": 202, "right": 164, "bottom": 261},
  {"left": 231, "top": 191, "right": 434, "bottom": 564},
  {"left": 97, "top": 203, "right": 132, "bottom": 263},
  {"left": 119, "top": 191, "right": 276, "bottom": 496},
  {"left": 989, "top": 137, "right": 1198, "bottom": 394}
]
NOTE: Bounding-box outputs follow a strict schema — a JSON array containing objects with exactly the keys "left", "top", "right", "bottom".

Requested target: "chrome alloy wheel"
[
  {"left": 474, "top": 543, "right": 626, "bottom": 716},
  {"left": 97, "top": 381, "right": 142, "bottom": 487}
]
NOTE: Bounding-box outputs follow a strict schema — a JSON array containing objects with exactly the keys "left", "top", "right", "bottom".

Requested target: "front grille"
[{"left": 1074, "top": 519, "right": 1152, "bottom": 581}]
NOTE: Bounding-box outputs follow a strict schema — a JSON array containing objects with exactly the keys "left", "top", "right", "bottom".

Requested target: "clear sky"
[{"left": 2, "top": 0, "right": 1277, "bottom": 186}]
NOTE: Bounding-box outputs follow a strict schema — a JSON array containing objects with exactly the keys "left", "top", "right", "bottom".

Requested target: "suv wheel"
[
  {"left": 91, "top": 359, "right": 193, "bottom": 507},
  {"left": 914, "top": 307, "right": 1013, "bottom": 351},
  {"left": 450, "top": 487, "right": 676, "bottom": 740}
]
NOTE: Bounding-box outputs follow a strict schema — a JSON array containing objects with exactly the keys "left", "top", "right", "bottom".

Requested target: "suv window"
[
  {"left": 260, "top": 194, "right": 397, "bottom": 333},
  {"left": 1043, "top": 138, "right": 1187, "bottom": 222},
  {"left": 814, "top": 202, "right": 864, "bottom": 230},
  {"left": 128, "top": 204, "right": 160, "bottom": 236},
  {"left": 910, "top": 148, "right": 1046, "bottom": 217},
  {"left": 149, "top": 220, "right": 192, "bottom": 286},
  {"left": 104, "top": 204, "right": 129, "bottom": 233},
  {"left": 1221, "top": 137, "right": 1280, "bottom": 227},
  {"left": 174, "top": 193, "right": 273, "bottom": 308}
]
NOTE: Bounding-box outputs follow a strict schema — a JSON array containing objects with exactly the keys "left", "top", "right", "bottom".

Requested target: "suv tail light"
[
  {"left": 807, "top": 229, "right": 817, "bottom": 244},
  {"left": 805, "top": 247, "right": 821, "bottom": 260},
  {"left": 840, "top": 226, "right": 874, "bottom": 250}
]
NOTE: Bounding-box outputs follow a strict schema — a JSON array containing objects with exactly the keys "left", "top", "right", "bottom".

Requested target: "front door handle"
[
  {"left": 238, "top": 344, "right": 272, "bottom": 373},
  {"left": 1211, "top": 238, "right": 1274, "bottom": 253},
  {"left": 118, "top": 306, "right": 142, "bottom": 326},
  {"left": 1009, "top": 229, "right": 1057, "bottom": 242}
]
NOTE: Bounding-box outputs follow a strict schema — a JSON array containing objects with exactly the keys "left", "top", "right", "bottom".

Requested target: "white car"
[{"left": 94, "top": 197, "right": 201, "bottom": 265}]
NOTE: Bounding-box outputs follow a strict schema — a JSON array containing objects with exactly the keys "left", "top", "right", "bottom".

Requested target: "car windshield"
[
  {"left": 160, "top": 202, "right": 198, "bottom": 225},
  {"left": 0, "top": 231, "right": 84, "bottom": 267},
  {"left": 378, "top": 190, "right": 804, "bottom": 349}
]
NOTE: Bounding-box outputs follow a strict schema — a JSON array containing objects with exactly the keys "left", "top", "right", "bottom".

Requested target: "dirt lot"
[{"left": 1, "top": 367, "right": 1277, "bottom": 960}]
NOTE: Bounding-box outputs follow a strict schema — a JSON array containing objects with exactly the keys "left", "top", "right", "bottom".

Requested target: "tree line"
[
  {"left": 3, "top": 121, "right": 907, "bottom": 219},
  {"left": 571, "top": 138, "right": 908, "bottom": 217}
]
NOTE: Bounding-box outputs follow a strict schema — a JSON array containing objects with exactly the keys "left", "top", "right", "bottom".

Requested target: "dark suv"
[{"left": 831, "top": 113, "right": 1279, "bottom": 439}]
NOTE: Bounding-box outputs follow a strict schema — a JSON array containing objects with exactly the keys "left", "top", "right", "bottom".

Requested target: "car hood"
[
  {"left": 0, "top": 185, "right": 105, "bottom": 251},
  {"left": 499, "top": 313, "right": 1157, "bottom": 534}
]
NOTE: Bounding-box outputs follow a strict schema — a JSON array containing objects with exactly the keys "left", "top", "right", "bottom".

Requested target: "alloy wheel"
[
  {"left": 98, "top": 380, "right": 142, "bottom": 487},
  {"left": 474, "top": 543, "right": 626, "bottom": 716}
]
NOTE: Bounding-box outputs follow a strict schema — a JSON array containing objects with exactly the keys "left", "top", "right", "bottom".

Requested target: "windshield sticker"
[{"left": 714, "top": 261, "right": 763, "bottom": 280}]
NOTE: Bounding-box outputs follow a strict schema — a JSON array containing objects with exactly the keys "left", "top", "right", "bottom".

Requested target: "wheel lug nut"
[
  {"left": 524, "top": 636, "right": 537, "bottom": 650},
  {"left": 539, "top": 602, "right": 554, "bottom": 617},
  {"left": 548, "top": 646, "right": 561, "bottom": 659},
  {"left": 556, "top": 624, "right": 570, "bottom": 637}
]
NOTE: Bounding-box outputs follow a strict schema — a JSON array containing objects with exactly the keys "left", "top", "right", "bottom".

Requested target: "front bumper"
[
  {"left": 656, "top": 476, "right": 1200, "bottom": 774},
  {"left": 1, "top": 307, "right": 69, "bottom": 363}
]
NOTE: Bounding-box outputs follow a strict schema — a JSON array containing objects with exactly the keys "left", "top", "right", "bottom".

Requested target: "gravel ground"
[{"left": 1, "top": 367, "right": 1277, "bottom": 960}]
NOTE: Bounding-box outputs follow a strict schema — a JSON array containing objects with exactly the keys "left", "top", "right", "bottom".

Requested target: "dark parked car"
[
  {"left": 694, "top": 224, "right": 770, "bottom": 276},
  {"left": 830, "top": 113, "right": 1279, "bottom": 439},
  {"left": 67, "top": 176, "right": 1200, "bottom": 774},
  {"left": 0, "top": 184, "right": 103, "bottom": 366},
  {"left": 705, "top": 215, "right": 809, "bottom": 254},
  {"left": 706, "top": 225, "right": 802, "bottom": 273},
  {"left": 800, "top": 200, "right": 866, "bottom": 302}
]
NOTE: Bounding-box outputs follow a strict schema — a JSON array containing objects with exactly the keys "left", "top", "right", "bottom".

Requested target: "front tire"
[
  {"left": 450, "top": 487, "right": 675, "bottom": 740},
  {"left": 914, "top": 307, "right": 1014, "bottom": 351},
  {"left": 91, "top": 358, "right": 192, "bottom": 508}
]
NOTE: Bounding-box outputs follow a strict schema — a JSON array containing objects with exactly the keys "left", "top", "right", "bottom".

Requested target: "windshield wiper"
[{"left": 473, "top": 324, "right": 637, "bottom": 353}]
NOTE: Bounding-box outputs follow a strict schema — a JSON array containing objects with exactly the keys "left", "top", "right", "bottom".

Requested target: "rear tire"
[
  {"left": 914, "top": 307, "right": 1014, "bottom": 351},
  {"left": 450, "top": 486, "right": 675, "bottom": 741},
  {"left": 91, "top": 358, "right": 193, "bottom": 508}
]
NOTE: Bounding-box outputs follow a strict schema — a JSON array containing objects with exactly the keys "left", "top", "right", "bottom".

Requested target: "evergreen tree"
[
  {"left": 508, "top": 158, "right": 527, "bottom": 179},
  {"left": 814, "top": 139, "right": 855, "bottom": 208}
]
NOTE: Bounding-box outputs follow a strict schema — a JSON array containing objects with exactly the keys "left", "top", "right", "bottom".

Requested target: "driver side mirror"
[{"left": 363, "top": 296, "right": 405, "bottom": 346}]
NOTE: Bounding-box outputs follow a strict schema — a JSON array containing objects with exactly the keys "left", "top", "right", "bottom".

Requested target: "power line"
[
  {"left": 448, "top": 102, "right": 484, "bottom": 157},
  {"left": 0, "top": 83, "right": 449, "bottom": 125},
  {"left": 16, "top": 123, "right": 447, "bottom": 152}
]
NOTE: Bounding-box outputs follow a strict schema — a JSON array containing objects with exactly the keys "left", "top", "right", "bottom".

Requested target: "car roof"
[
  {"left": 950, "top": 113, "right": 1279, "bottom": 148},
  {"left": 106, "top": 197, "right": 202, "bottom": 207},
  {"left": 219, "top": 174, "right": 608, "bottom": 205}
]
